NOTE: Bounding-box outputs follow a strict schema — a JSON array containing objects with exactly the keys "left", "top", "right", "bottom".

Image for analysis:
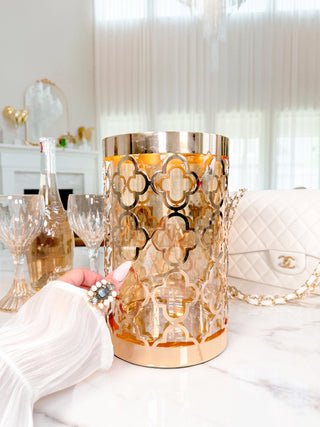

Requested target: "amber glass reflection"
[{"left": 105, "top": 153, "right": 229, "bottom": 365}]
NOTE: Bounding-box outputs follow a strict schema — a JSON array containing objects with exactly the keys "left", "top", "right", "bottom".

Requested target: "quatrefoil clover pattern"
[
  {"left": 187, "top": 191, "right": 214, "bottom": 230},
  {"left": 153, "top": 269, "right": 199, "bottom": 322},
  {"left": 151, "top": 213, "right": 197, "bottom": 267},
  {"left": 112, "top": 155, "right": 149, "bottom": 210},
  {"left": 133, "top": 205, "right": 158, "bottom": 232},
  {"left": 202, "top": 211, "right": 225, "bottom": 260},
  {"left": 107, "top": 152, "right": 228, "bottom": 349},
  {"left": 113, "top": 212, "right": 148, "bottom": 261},
  {"left": 202, "top": 157, "right": 227, "bottom": 210},
  {"left": 151, "top": 154, "right": 199, "bottom": 211}
]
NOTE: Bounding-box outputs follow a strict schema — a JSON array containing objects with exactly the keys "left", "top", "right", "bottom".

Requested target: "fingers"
[
  {"left": 105, "top": 261, "right": 132, "bottom": 292},
  {"left": 60, "top": 269, "right": 106, "bottom": 290},
  {"left": 59, "top": 262, "right": 134, "bottom": 292}
]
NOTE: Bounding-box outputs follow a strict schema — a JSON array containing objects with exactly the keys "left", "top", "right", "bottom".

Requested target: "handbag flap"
[{"left": 229, "top": 189, "right": 320, "bottom": 258}]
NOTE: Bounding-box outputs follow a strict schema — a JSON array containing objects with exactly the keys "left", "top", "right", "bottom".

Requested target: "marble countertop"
[{"left": 0, "top": 248, "right": 319, "bottom": 427}]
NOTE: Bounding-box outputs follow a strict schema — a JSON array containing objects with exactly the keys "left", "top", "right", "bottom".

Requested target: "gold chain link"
[{"left": 227, "top": 189, "right": 320, "bottom": 305}]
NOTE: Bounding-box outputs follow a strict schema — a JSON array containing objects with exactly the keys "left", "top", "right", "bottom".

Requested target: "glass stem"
[
  {"left": 88, "top": 248, "right": 99, "bottom": 273},
  {"left": 13, "top": 252, "right": 25, "bottom": 285}
]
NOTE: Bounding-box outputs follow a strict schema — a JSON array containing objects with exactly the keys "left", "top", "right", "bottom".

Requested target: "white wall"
[{"left": 0, "top": 0, "right": 96, "bottom": 146}]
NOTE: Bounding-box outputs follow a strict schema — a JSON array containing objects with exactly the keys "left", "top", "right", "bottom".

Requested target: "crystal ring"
[{"left": 87, "top": 279, "right": 118, "bottom": 312}]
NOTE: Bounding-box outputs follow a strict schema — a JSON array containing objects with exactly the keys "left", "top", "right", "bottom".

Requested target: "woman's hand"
[
  {"left": 59, "top": 269, "right": 106, "bottom": 290},
  {"left": 0, "top": 264, "right": 135, "bottom": 426},
  {"left": 59, "top": 261, "right": 132, "bottom": 293}
]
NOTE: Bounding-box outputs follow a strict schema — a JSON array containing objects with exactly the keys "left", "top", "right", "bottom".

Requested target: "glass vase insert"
[
  {"left": 27, "top": 137, "right": 74, "bottom": 290},
  {"left": 104, "top": 132, "right": 229, "bottom": 368}
]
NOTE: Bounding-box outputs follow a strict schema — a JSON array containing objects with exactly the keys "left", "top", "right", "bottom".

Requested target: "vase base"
[{"left": 111, "top": 328, "right": 227, "bottom": 368}]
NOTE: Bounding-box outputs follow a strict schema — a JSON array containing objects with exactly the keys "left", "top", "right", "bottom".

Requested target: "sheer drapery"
[{"left": 94, "top": 0, "right": 320, "bottom": 191}]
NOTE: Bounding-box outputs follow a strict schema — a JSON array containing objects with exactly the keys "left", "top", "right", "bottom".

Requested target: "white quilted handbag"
[{"left": 228, "top": 189, "right": 320, "bottom": 305}]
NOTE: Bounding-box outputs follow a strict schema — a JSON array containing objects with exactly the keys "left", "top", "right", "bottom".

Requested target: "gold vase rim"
[{"left": 103, "top": 131, "right": 229, "bottom": 158}]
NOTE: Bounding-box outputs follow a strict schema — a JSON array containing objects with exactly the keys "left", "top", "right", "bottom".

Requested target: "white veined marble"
[{"left": 30, "top": 295, "right": 320, "bottom": 427}]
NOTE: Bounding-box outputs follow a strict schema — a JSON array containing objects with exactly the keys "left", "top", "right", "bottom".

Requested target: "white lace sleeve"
[{"left": 0, "top": 281, "right": 114, "bottom": 427}]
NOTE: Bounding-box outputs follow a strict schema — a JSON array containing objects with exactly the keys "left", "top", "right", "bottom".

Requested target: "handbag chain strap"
[{"left": 227, "top": 189, "right": 320, "bottom": 305}]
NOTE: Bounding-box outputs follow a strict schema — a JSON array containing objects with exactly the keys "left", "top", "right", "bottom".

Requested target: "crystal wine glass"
[
  {"left": 0, "top": 195, "right": 45, "bottom": 311},
  {"left": 67, "top": 194, "right": 105, "bottom": 272}
]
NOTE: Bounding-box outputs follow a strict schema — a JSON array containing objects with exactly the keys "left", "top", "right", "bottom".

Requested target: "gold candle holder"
[{"left": 103, "top": 132, "right": 229, "bottom": 368}]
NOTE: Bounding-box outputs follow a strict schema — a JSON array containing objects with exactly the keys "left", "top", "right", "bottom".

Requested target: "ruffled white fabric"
[{"left": 0, "top": 281, "right": 114, "bottom": 427}]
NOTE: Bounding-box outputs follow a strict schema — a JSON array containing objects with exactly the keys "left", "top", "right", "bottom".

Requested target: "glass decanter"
[{"left": 27, "top": 137, "right": 74, "bottom": 290}]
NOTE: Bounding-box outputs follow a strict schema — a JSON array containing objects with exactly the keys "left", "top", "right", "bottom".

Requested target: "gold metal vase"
[{"left": 103, "top": 132, "right": 229, "bottom": 368}]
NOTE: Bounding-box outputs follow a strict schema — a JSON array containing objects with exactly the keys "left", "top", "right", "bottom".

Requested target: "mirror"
[{"left": 24, "top": 79, "right": 70, "bottom": 145}]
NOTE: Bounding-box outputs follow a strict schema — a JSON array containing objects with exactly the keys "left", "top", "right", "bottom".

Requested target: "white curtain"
[{"left": 94, "top": 0, "right": 320, "bottom": 191}]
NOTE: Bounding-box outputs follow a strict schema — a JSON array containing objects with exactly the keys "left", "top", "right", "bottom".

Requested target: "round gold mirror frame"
[{"left": 24, "top": 78, "right": 70, "bottom": 146}]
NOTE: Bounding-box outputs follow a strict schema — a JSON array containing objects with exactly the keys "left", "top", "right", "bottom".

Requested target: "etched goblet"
[
  {"left": 67, "top": 194, "right": 105, "bottom": 273},
  {"left": 0, "top": 195, "right": 45, "bottom": 311}
]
